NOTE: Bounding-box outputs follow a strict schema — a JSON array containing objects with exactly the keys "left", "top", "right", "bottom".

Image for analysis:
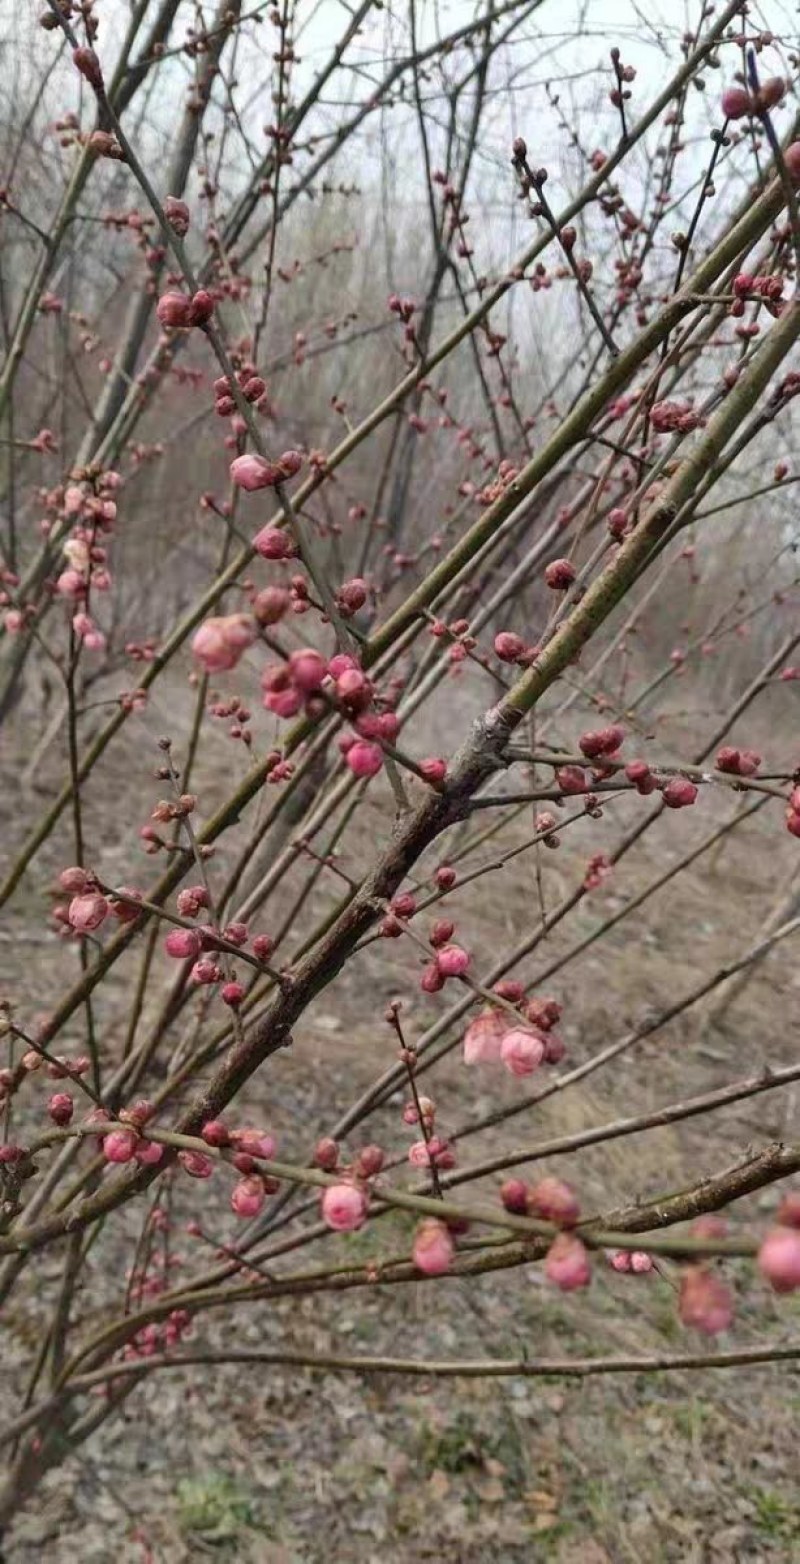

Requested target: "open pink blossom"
[
  {"left": 413, "top": 1219, "right": 454, "bottom": 1276},
  {"left": 500, "top": 1027, "right": 545, "bottom": 1078},
  {"left": 321, "top": 1182, "right": 367, "bottom": 1231}
]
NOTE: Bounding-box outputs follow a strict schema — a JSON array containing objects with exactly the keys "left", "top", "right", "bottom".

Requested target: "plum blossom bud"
[
  {"left": 413, "top": 1218, "right": 454, "bottom": 1276},
  {"left": 494, "top": 631, "right": 526, "bottom": 663},
  {"left": 678, "top": 1266, "right": 733, "bottom": 1334},
  {"left": 528, "top": 1177, "right": 580, "bottom": 1227},
  {"left": 545, "top": 1233, "right": 591, "bottom": 1290},
  {"left": 72, "top": 47, "right": 103, "bottom": 89},
  {"left": 164, "top": 928, "right": 202, "bottom": 960},
  {"left": 662, "top": 776, "right": 698, "bottom": 809},
  {"left": 313, "top": 1137, "right": 339, "bottom": 1170},
  {"left": 230, "top": 450, "right": 302, "bottom": 490},
  {"left": 59, "top": 866, "right": 91, "bottom": 894},
  {"left": 345, "top": 740, "right": 383, "bottom": 778},
  {"left": 463, "top": 1009, "right": 508, "bottom": 1065},
  {"left": 721, "top": 85, "right": 752, "bottom": 119},
  {"left": 757, "top": 1227, "right": 800, "bottom": 1293},
  {"left": 164, "top": 196, "right": 190, "bottom": 236},
  {"left": 288, "top": 648, "right": 327, "bottom": 693},
  {"left": 231, "top": 1177, "right": 266, "bottom": 1217},
  {"left": 192, "top": 613, "right": 255, "bottom": 673},
  {"left": 435, "top": 944, "right": 470, "bottom": 978},
  {"left": 501, "top": 1028, "right": 545, "bottom": 1077},
  {"left": 355, "top": 1144, "right": 384, "bottom": 1178},
  {"left": 253, "top": 526, "right": 295, "bottom": 559},
  {"left": 103, "top": 1128, "right": 138, "bottom": 1164},
  {"left": 156, "top": 292, "right": 194, "bottom": 329},
  {"left": 68, "top": 892, "right": 108, "bottom": 933},
  {"left": 188, "top": 290, "right": 214, "bottom": 326},
  {"left": 48, "top": 1093, "right": 74, "bottom": 1126},
  {"left": 177, "top": 885, "right": 209, "bottom": 918},
  {"left": 321, "top": 1182, "right": 367, "bottom": 1231},
  {"left": 178, "top": 1149, "right": 214, "bottom": 1178},
  {"left": 253, "top": 586, "right": 290, "bottom": 625},
  {"left": 135, "top": 1139, "right": 164, "bottom": 1165},
  {"left": 201, "top": 1120, "right": 229, "bottom": 1148},
  {"left": 545, "top": 558, "right": 576, "bottom": 590},
  {"left": 501, "top": 1179, "right": 529, "bottom": 1213}
]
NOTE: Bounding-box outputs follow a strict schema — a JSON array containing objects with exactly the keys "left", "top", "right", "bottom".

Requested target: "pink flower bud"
[
  {"left": 231, "top": 454, "right": 278, "bottom": 491},
  {"left": 336, "top": 577, "right": 367, "bottom": 616},
  {"left": 435, "top": 865, "right": 456, "bottom": 891},
  {"left": 72, "top": 47, "right": 103, "bottom": 88},
  {"left": 662, "top": 776, "right": 698, "bottom": 809},
  {"left": 500, "top": 1027, "right": 546, "bottom": 1077},
  {"left": 252, "top": 525, "right": 294, "bottom": 558},
  {"left": 345, "top": 739, "right": 383, "bottom": 778},
  {"left": 188, "top": 289, "right": 214, "bottom": 326},
  {"left": 313, "top": 1137, "right": 339, "bottom": 1170},
  {"left": 721, "top": 85, "right": 752, "bottom": 120},
  {"left": 501, "top": 1178, "right": 529, "bottom": 1213},
  {"left": 355, "top": 1144, "right": 384, "bottom": 1178},
  {"left": 231, "top": 1176, "right": 266, "bottom": 1217},
  {"left": 164, "top": 928, "right": 202, "bottom": 959},
  {"left": 435, "top": 943, "right": 470, "bottom": 978},
  {"left": 419, "top": 757, "right": 447, "bottom": 785},
  {"left": 785, "top": 143, "right": 800, "bottom": 184},
  {"left": 545, "top": 1233, "right": 591, "bottom": 1290},
  {"left": 135, "top": 1139, "right": 164, "bottom": 1165},
  {"left": 678, "top": 1266, "right": 733, "bottom": 1334},
  {"left": 59, "top": 866, "right": 91, "bottom": 894},
  {"left": 201, "top": 1119, "right": 229, "bottom": 1148},
  {"left": 164, "top": 196, "right": 190, "bottom": 236},
  {"left": 177, "top": 885, "right": 209, "bottom": 918},
  {"left": 103, "top": 1128, "right": 138, "bottom": 1164},
  {"left": 413, "top": 1218, "right": 455, "bottom": 1276},
  {"left": 48, "top": 1093, "right": 74, "bottom": 1126},
  {"left": 528, "top": 1177, "right": 580, "bottom": 1227},
  {"left": 544, "top": 558, "right": 576, "bottom": 590},
  {"left": 778, "top": 1192, "right": 800, "bottom": 1229},
  {"left": 253, "top": 586, "right": 290, "bottom": 625},
  {"left": 252, "top": 933, "right": 275, "bottom": 962},
  {"left": 156, "top": 291, "right": 193, "bottom": 329},
  {"left": 555, "top": 764, "right": 588, "bottom": 795},
  {"left": 321, "top": 1182, "right": 367, "bottom": 1231},
  {"left": 757, "top": 1226, "right": 800, "bottom": 1293},
  {"left": 463, "top": 1009, "right": 508, "bottom": 1065},
  {"left": 630, "top": 1251, "right": 654, "bottom": 1273},
  {"left": 178, "top": 1149, "right": 214, "bottom": 1179},
  {"left": 288, "top": 647, "right": 327, "bottom": 693},
  {"left": 68, "top": 892, "right": 108, "bottom": 933},
  {"left": 494, "top": 631, "right": 526, "bottom": 663},
  {"left": 192, "top": 613, "right": 255, "bottom": 673},
  {"left": 221, "top": 981, "right": 245, "bottom": 1007}
]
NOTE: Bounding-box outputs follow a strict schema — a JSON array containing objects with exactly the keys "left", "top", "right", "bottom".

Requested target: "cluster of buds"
[
  {"left": 213, "top": 366, "right": 267, "bottom": 418},
  {"left": 156, "top": 289, "right": 215, "bottom": 330},
  {"left": 462, "top": 983, "right": 564, "bottom": 1078}
]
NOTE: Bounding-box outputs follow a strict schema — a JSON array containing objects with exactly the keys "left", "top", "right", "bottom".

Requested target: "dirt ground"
[{"left": 1, "top": 660, "right": 799, "bottom": 1563}]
